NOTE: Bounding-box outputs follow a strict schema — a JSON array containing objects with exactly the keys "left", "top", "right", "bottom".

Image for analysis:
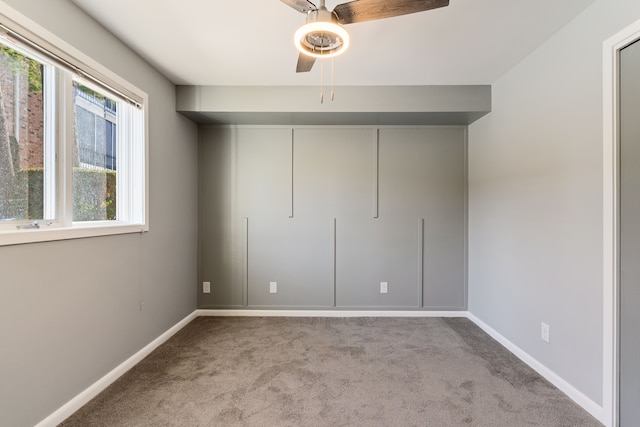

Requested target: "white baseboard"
[
  {"left": 34, "top": 310, "right": 198, "bottom": 427},
  {"left": 196, "top": 309, "right": 468, "bottom": 318},
  {"left": 466, "top": 312, "right": 605, "bottom": 424}
]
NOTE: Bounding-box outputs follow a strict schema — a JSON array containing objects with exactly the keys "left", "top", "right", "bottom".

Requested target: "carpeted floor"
[{"left": 60, "top": 317, "right": 602, "bottom": 426}]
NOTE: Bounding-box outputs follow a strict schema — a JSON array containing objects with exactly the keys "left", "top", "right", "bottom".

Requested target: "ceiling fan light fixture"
[
  {"left": 294, "top": 20, "right": 350, "bottom": 59},
  {"left": 283, "top": 0, "right": 450, "bottom": 73}
]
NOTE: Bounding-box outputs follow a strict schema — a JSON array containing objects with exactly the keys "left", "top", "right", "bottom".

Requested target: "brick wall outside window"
[{"left": 0, "top": 53, "right": 44, "bottom": 171}]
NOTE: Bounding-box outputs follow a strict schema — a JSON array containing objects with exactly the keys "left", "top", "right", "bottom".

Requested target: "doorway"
[{"left": 619, "top": 38, "right": 640, "bottom": 426}]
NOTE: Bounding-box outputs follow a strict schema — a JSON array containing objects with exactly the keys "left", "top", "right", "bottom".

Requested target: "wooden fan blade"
[
  {"left": 281, "top": 0, "right": 317, "bottom": 14},
  {"left": 296, "top": 53, "right": 316, "bottom": 72},
  {"left": 333, "top": 0, "right": 449, "bottom": 25}
]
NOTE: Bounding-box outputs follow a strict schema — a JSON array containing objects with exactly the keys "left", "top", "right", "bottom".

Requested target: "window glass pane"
[
  {"left": 72, "top": 81, "right": 117, "bottom": 221},
  {"left": 0, "top": 43, "right": 45, "bottom": 221}
]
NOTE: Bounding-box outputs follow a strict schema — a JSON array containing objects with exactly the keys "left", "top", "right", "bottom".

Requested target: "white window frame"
[{"left": 0, "top": 4, "right": 149, "bottom": 246}]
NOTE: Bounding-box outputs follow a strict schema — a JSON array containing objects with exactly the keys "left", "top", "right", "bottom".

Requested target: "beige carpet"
[{"left": 60, "top": 317, "right": 602, "bottom": 426}]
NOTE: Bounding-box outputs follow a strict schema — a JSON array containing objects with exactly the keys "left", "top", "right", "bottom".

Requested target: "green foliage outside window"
[
  {"left": 0, "top": 45, "right": 43, "bottom": 93},
  {"left": 10, "top": 168, "right": 116, "bottom": 221},
  {"left": 72, "top": 168, "right": 116, "bottom": 221},
  {"left": 10, "top": 168, "right": 43, "bottom": 219}
]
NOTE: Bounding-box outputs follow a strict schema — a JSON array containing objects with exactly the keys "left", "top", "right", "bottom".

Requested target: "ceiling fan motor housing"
[{"left": 295, "top": 6, "right": 349, "bottom": 58}]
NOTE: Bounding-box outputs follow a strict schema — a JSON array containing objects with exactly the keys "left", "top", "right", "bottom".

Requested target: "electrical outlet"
[
  {"left": 541, "top": 322, "right": 550, "bottom": 343},
  {"left": 269, "top": 281, "right": 278, "bottom": 294},
  {"left": 380, "top": 282, "right": 388, "bottom": 294},
  {"left": 203, "top": 282, "right": 211, "bottom": 294}
]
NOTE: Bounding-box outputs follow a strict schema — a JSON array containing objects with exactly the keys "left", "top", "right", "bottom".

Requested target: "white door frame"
[{"left": 603, "top": 18, "right": 640, "bottom": 427}]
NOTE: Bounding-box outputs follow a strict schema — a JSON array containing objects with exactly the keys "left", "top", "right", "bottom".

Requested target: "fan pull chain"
[
  {"left": 320, "top": 54, "right": 324, "bottom": 104},
  {"left": 331, "top": 56, "right": 335, "bottom": 101}
]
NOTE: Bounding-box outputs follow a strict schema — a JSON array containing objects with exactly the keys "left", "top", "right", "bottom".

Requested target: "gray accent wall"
[
  {"left": 199, "top": 126, "right": 466, "bottom": 310},
  {"left": 0, "top": 1, "right": 198, "bottom": 426},
  {"left": 468, "top": 0, "right": 640, "bottom": 407}
]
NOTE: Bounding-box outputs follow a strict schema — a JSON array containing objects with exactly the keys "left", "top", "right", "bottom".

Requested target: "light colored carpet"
[{"left": 60, "top": 317, "right": 602, "bottom": 426}]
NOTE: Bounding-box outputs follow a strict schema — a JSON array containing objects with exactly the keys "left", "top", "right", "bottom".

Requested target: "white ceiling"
[{"left": 70, "top": 0, "right": 596, "bottom": 87}]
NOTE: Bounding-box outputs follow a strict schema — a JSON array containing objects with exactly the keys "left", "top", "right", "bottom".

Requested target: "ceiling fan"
[{"left": 281, "top": 0, "right": 450, "bottom": 73}]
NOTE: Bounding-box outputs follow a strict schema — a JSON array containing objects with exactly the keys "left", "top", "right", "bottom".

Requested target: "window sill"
[{"left": 0, "top": 222, "right": 148, "bottom": 246}]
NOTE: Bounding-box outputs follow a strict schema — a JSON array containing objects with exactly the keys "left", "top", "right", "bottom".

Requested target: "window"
[
  {"left": 0, "top": 13, "right": 147, "bottom": 246},
  {"left": 0, "top": 42, "right": 49, "bottom": 222},
  {"left": 73, "top": 81, "right": 119, "bottom": 222}
]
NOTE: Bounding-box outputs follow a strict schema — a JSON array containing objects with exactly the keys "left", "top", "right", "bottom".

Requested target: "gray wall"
[
  {"left": 199, "top": 126, "right": 466, "bottom": 310},
  {"left": 0, "top": 1, "right": 199, "bottom": 426},
  {"left": 468, "top": 0, "right": 640, "bottom": 406}
]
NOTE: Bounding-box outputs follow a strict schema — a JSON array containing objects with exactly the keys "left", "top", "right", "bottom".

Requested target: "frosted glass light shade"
[{"left": 294, "top": 21, "right": 350, "bottom": 59}]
